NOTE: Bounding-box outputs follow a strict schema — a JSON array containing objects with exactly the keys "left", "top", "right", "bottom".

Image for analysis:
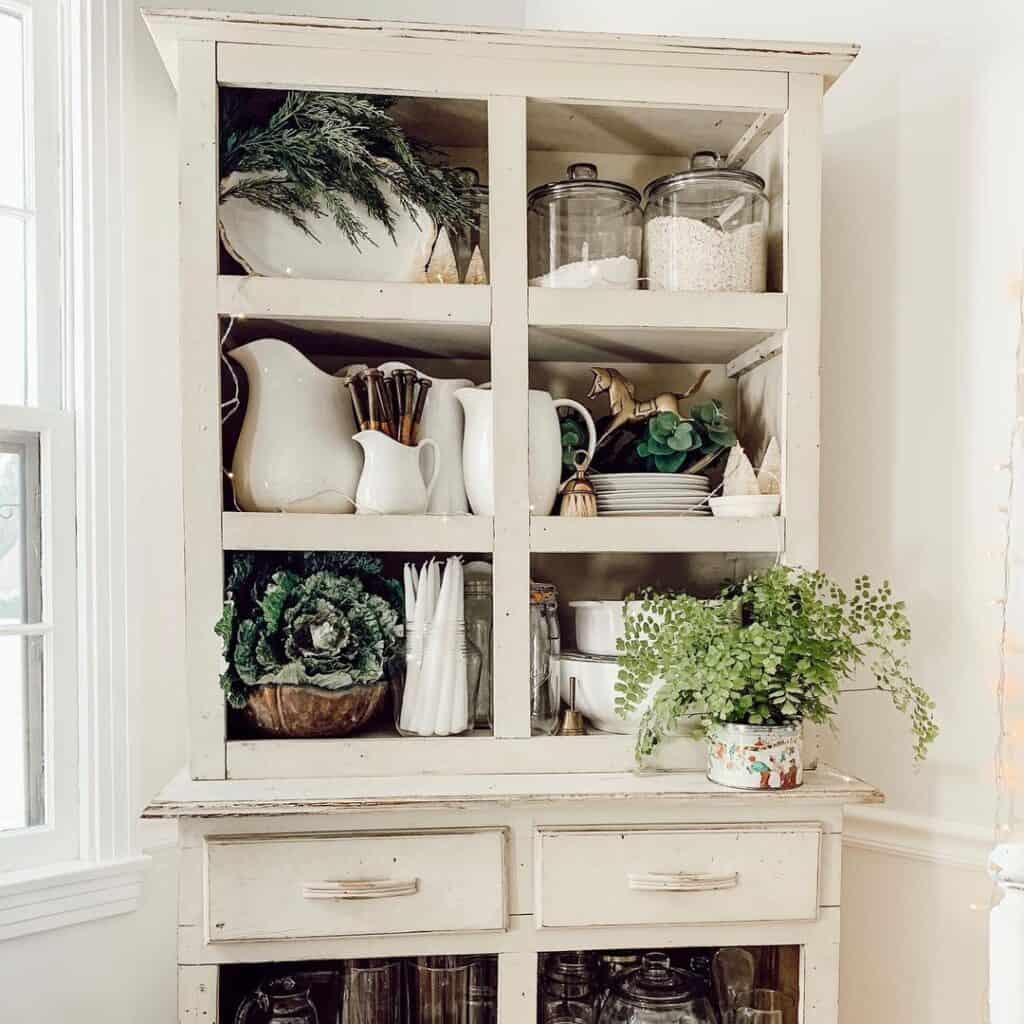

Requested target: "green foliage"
[
  {"left": 634, "top": 401, "right": 737, "bottom": 473},
  {"left": 615, "top": 565, "right": 938, "bottom": 765},
  {"left": 560, "top": 411, "right": 587, "bottom": 475},
  {"left": 219, "top": 90, "right": 473, "bottom": 249},
  {"left": 215, "top": 551, "right": 404, "bottom": 708}
]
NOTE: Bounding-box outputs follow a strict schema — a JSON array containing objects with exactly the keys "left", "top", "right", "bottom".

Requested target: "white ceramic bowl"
[
  {"left": 558, "top": 652, "right": 640, "bottom": 733},
  {"left": 708, "top": 494, "right": 781, "bottom": 518},
  {"left": 570, "top": 599, "right": 660, "bottom": 656}
]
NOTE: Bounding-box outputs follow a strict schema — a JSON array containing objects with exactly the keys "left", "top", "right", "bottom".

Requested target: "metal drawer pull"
[
  {"left": 627, "top": 871, "right": 739, "bottom": 893},
  {"left": 302, "top": 878, "right": 419, "bottom": 900}
]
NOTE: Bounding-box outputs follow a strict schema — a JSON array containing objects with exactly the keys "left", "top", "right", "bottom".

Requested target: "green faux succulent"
[
  {"left": 215, "top": 551, "right": 404, "bottom": 708},
  {"left": 560, "top": 411, "right": 587, "bottom": 476},
  {"left": 635, "top": 401, "right": 736, "bottom": 473},
  {"left": 615, "top": 566, "right": 938, "bottom": 765}
]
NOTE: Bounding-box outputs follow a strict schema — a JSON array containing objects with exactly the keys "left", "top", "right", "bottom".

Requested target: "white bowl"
[
  {"left": 559, "top": 652, "right": 689, "bottom": 736},
  {"left": 570, "top": 599, "right": 651, "bottom": 657},
  {"left": 558, "top": 652, "right": 642, "bottom": 733},
  {"left": 708, "top": 494, "right": 781, "bottom": 518}
]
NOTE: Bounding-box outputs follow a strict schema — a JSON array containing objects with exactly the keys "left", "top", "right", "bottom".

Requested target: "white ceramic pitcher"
[
  {"left": 455, "top": 387, "right": 597, "bottom": 516},
  {"left": 353, "top": 431, "right": 441, "bottom": 515},
  {"left": 229, "top": 338, "right": 362, "bottom": 513},
  {"left": 378, "top": 361, "right": 474, "bottom": 514}
]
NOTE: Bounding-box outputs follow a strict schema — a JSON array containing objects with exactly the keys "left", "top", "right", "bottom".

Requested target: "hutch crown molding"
[{"left": 142, "top": 10, "right": 877, "bottom": 1022}]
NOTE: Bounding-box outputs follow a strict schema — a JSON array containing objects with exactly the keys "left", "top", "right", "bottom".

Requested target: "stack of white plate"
[{"left": 590, "top": 472, "right": 711, "bottom": 517}]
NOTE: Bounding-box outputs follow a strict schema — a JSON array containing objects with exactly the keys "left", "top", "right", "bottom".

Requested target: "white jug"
[
  {"left": 378, "top": 361, "right": 474, "bottom": 514},
  {"left": 455, "top": 387, "right": 597, "bottom": 516},
  {"left": 353, "top": 431, "right": 441, "bottom": 515},
  {"left": 229, "top": 338, "right": 362, "bottom": 513}
]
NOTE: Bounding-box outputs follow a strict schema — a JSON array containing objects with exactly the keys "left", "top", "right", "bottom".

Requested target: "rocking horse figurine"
[{"left": 587, "top": 367, "right": 712, "bottom": 449}]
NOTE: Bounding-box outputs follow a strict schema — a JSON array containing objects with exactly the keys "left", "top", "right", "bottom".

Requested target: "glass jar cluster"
[
  {"left": 539, "top": 948, "right": 797, "bottom": 1024},
  {"left": 527, "top": 152, "right": 768, "bottom": 293}
]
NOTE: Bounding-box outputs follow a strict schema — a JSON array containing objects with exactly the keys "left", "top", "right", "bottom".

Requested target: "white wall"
[{"left": 3, "top": 1, "right": 1020, "bottom": 1020}]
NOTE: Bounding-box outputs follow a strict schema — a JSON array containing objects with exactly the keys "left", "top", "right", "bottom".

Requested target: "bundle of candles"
[
  {"left": 345, "top": 368, "right": 432, "bottom": 445},
  {"left": 398, "top": 557, "right": 472, "bottom": 737}
]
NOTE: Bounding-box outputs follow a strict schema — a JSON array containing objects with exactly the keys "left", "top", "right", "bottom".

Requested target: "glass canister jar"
[
  {"left": 529, "top": 582, "right": 561, "bottom": 734},
  {"left": 451, "top": 167, "right": 489, "bottom": 284},
  {"left": 541, "top": 952, "right": 598, "bottom": 1024},
  {"left": 643, "top": 150, "right": 769, "bottom": 293},
  {"left": 528, "top": 163, "right": 642, "bottom": 289},
  {"left": 464, "top": 576, "right": 493, "bottom": 729},
  {"left": 598, "top": 953, "right": 710, "bottom": 1024}
]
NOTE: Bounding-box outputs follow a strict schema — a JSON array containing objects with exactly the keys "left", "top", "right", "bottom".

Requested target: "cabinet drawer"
[
  {"left": 205, "top": 829, "right": 507, "bottom": 942},
  {"left": 536, "top": 825, "right": 820, "bottom": 928}
]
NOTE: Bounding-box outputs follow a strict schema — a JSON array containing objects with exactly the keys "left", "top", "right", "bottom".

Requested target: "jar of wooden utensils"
[{"left": 345, "top": 367, "right": 432, "bottom": 445}]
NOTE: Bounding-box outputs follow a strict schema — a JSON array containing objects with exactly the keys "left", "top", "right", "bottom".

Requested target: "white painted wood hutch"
[{"left": 141, "top": 11, "right": 881, "bottom": 1022}]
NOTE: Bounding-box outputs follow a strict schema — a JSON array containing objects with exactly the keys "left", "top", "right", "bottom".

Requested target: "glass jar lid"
[
  {"left": 452, "top": 166, "right": 488, "bottom": 198},
  {"left": 530, "top": 581, "right": 558, "bottom": 605},
  {"left": 528, "top": 162, "right": 641, "bottom": 206},
  {"left": 609, "top": 953, "right": 701, "bottom": 1008},
  {"left": 643, "top": 150, "right": 765, "bottom": 203},
  {"left": 464, "top": 578, "right": 493, "bottom": 597}
]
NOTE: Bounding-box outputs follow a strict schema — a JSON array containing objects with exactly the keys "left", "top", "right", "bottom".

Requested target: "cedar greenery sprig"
[
  {"left": 615, "top": 565, "right": 938, "bottom": 765},
  {"left": 219, "top": 90, "right": 473, "bottom": 248}
]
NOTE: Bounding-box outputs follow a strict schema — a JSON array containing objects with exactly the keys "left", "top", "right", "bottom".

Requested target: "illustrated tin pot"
[{"left": 706, "top": 722, "right": 803, "bottom": 790}]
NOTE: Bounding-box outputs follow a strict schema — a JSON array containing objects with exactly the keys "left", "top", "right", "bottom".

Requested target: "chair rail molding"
[{"left": 843, "top": 806, "right": 991, "bottom": 871}]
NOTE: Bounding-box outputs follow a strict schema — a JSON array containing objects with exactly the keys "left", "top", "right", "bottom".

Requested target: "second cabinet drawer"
[
  {"left": 536, "top": 825, "right": 821, "bottom": 928},
  {"left": 205, "top": 828, "right": 507, "bottom": 942}
]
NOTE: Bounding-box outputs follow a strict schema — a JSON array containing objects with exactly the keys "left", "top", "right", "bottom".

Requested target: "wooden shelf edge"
[
  {"left": 224, "top": 732, "right": 704, "bottom": 780},
  {"left": 223, "top": 512, "right": 494, "bottom": 552},
  {"left": 218, "top": 276, "right": 492, "bottom": 326},
  {"left": 530, "top": 515, "right": 785, "bottom": 553},
  {"left": 143, "top": 763, "right": 884, "bottom": 818},
  {"left": 528, "top": 288, "right": 787, "bottom": 333}
]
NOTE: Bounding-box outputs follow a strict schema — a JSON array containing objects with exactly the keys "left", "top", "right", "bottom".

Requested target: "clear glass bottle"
[
  {"left": 451, "top": 166, "right": 489, "bottom": 284},
  {"left": 393, "top": 624, "right": 481, "bottom": 737},
  {"left": 541, "top": 952, "right": 597, "bottom": 1024},
  {"left": 643, "top": 150, "right": 769, "bottom": 293},
  {"left": 528, "top": 163, "right": 642, "bottom": 289},
  {"left": 530, "top": 582, "right": 561, "bottom": 734},
  {"left": 598, "top": 953, "right": 711, "bottom": 1024},
  {"left": 464, "top": 577, "right": 493, "bottom": 729}
]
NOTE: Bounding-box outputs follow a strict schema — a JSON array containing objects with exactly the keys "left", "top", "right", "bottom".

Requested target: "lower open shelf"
[{"left": 212, "top": 944, "right": 799, "bottom": 1024}]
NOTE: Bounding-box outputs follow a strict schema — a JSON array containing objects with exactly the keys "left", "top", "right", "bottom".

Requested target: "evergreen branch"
[{"left": 219, "top": 89, "right": 473, "bottom": 249}]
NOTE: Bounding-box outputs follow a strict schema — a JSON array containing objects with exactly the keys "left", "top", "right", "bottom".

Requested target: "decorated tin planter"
[{"left": 706, "top": 722, "right": 803, "bottom": 790}]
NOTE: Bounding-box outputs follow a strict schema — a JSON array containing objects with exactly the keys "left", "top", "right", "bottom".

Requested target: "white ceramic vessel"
[
  {"left": 379, "top": 361, "right": 474, "bottom": 514},
  {"left": 229, "top": 338, "right": 362, "bottom": 513},
  {"left": 455, "top": 387, "right": 597, "bottom": 516},
  {"left": 706, "top": 722, "right": 803, "bottom": 790},
  {"left": 353, "top": 432, "right": 440, "bottom": 515},
  {"left": 570, "top": 599, "right": 644, "bottom": 657},
  {"left": 219, "top": 170, "right": 434, "bottom": 282},
  {"left": 708, "top": 494, "right": 781, "bottom": 518}
]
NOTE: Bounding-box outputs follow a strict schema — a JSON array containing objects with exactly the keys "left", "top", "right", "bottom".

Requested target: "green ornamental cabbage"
[{"left": 215, "top": 551, "right": 404, "bottom": 708}]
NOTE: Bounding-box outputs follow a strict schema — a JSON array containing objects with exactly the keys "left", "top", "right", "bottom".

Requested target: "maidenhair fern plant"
[
  {"left": 219, "top": 89, "right": 473, "bottom": 247},
  {"left": 615, "top": 565, "right": 938, "bottom": 764}
]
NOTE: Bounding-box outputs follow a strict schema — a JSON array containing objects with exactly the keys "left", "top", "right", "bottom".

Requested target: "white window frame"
[{"left": 0, "top": 0, "right": 144, "bottom": 939}]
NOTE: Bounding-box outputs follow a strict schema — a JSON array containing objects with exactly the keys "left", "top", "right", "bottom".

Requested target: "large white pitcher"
[
  {"left": 229, "top": 338, "right": 362, "bottom": 513},
  {"left": 455, "top": 387, "right": 597, "bottom": 516},
  {"left": 378, "top": 361, "right": 474, "bottom": 514}
]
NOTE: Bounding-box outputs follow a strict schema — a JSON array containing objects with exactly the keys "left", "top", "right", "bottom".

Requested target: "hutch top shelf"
[{"left": 143, "top": 10, "right": 859, "bottom": 92}]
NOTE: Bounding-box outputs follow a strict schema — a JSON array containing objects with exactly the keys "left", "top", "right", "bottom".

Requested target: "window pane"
[
  {"left": 0, "top": 634, "right": 43, "bottom": 831},
  {"left": 0, "top": 438, "right": 40, "bottom": 624},
  {"left": 0, "top": 214, "right": 27, "bottom": 404},
  {"left": 0, "top": 12, "right": 25, "bottom": 209}
]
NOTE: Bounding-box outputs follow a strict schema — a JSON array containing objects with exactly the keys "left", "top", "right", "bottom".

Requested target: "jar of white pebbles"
[
  {"left": 642, "top": 151, "right": 769, "bottom": 292},
  {"left": 527, "top": 163, "right": 642, "bottom": 289}
]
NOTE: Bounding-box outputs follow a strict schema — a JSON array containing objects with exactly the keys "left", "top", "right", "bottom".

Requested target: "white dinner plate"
[{"left": 599, "top": 509, "right": 711, "bottom": 517}]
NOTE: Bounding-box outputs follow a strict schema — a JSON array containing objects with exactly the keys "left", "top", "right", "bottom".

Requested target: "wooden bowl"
[{"left": 243, "top": 680, "right": 388, "bottom": 738}]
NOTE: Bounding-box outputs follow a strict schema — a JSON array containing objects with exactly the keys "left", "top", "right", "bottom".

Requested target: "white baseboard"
[{"left": 843, "top": 806, "right": 992, "bottom": 871}]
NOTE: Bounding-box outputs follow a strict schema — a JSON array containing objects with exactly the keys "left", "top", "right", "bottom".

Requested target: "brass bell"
[
  {"left": 558, "top": 450, "right": 598, "bottom": 518},
  {"left": 556, "top": 677, "right": 588, "bottom": 736}
]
